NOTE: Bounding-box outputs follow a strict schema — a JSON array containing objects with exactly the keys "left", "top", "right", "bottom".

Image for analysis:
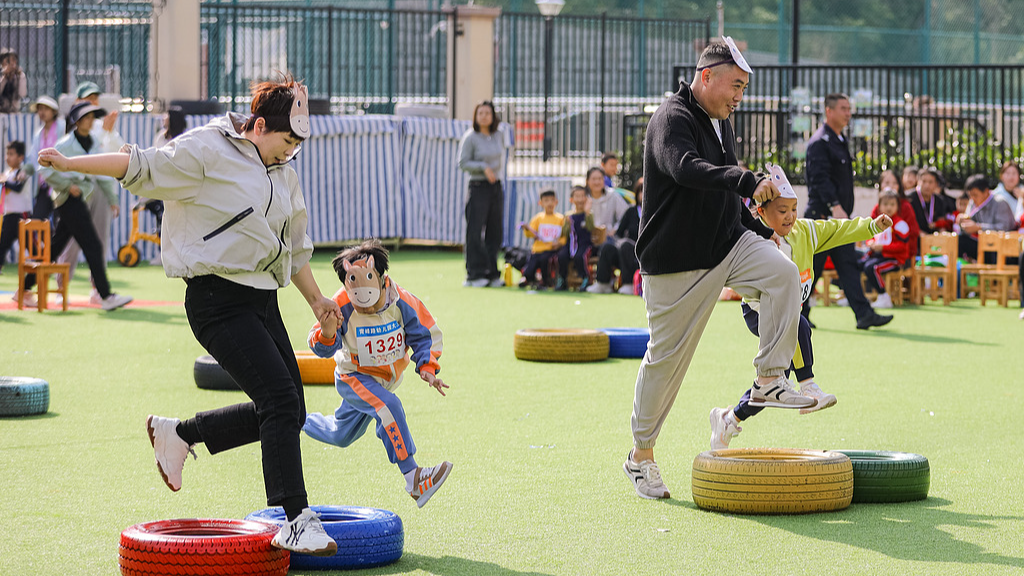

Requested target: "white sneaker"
[
  {"left": 487, "top": 278, "right": 505, "bottom": 288},
  {"left": 409, "top": 461, "right": 453, "bottom": 508},
  {"left": 1018, "top": 309, "right": 1024, "bottom": 320},
  {"left": 748, "top": 376, "right": 815, "bottom": 409},
  {"left": 12, "top": 292, "right": 37, "bottom": 307},
  {"left": 872, "top": 292, "right": 893, "bottom": 309},
  {"left": 463, "top": 278, "right": 489, "bottom": 288},
  {"left": 622, "top": 451, "right": 670, "bottom": 499},
  {"left": 146, "top": 415, "right": 196, "bottom": 492},
  {"left": 271, "top": 508, "right": 338, "bottom": 557},
  {"left": 100, "top": 293, "right": 133, "bottom": 311},
  {"left": 798, "top": 381, "right": 838, "bottom": 415},
  {"left": 90, "top": 288, "right": 102, "bottom": 305},
  {"left": 836, "top": 297, "right": 850, "bottom": 307},
  {"left": 617, "top": 283, "right": 635, "bottom": 295},
  {"left": 586, "top": 281, "right": 614, "bottom": 294},
  {"left": 709, "top": 407, "right": 742, "bottom": 450}
]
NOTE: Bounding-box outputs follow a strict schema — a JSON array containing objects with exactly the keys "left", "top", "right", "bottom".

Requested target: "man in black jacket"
[
  {"left": 804, "top": 93, "right": 892, "bottom": 330},
  {"left": 624, "top": 39, "right": 813, "bottom": 501}
]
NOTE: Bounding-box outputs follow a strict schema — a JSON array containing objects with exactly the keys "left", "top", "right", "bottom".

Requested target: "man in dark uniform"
[{"left": 804, "top": 93, "right": 893, "bottom": 330}]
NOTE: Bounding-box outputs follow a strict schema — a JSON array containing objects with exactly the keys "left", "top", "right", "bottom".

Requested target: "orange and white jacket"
[{"left": 308, "top": 277, "right": 442, "bottom": 391}]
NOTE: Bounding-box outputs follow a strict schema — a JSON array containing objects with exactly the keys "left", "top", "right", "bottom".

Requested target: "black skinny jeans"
[
  {"left": 464, "top": 180, "right": 503, "bottom": 281},
  {"left": 184, "top": 275, "right": 308, "bottom": 507},
  {"left": 23, "top": 194, "right": 111, "bottom": 298}
]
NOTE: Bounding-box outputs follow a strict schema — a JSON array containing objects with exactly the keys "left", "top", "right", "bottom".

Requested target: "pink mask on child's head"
[
  {"left": 765, "top": 163, "right": 798, "bottom": 200},
  {"left": 290, "top": 84, "right": 310, "bottom": 139},
  {"left": 342, "top": 256, "right": 384, "bottom": 314}
]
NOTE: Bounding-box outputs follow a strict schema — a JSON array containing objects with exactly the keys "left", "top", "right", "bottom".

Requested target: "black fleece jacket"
[{"left": 636, "top": 82, "right": 772, "bottom": 275}]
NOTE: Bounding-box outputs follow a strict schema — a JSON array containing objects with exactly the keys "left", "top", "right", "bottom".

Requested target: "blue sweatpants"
[
  {"left": 734, "top": 303, "right": 814, "bottom": 421},
  {"left": 303, "top": 372, "right": 418, "bottom": 474}
]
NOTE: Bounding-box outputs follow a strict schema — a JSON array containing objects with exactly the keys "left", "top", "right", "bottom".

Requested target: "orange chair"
[
  {"left": 16, "top": 219, "right": 70, "bottom": 312},
  {"left": 913, "top": 233, "right": 958, "bottom": 305},
  {"left": 976, "top": 232, "right": 1021, "bottom": 307}
]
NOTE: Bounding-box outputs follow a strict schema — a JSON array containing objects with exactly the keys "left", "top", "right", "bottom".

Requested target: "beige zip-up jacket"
[{"left": 120, "top": 113, "right": 313, "bottom": 289}]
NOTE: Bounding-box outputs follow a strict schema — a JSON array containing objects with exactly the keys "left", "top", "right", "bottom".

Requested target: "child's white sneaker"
[
  {"left": 145, "top": 415, "right": 196, "bottom": 491},
  {"left": 271, "top": 508, "right": 338, "bottom": 556},
  {"left": 586, "top": 281, "right": 614, "bottom": 294},
  {"left": 709, "top": 407, "right": 742, "bottom": 450},
  {"left": 798, "top": 381, "right": 838, "bottom": 415},
  {"left": 872, "top": 292, "right": 893, "bottom": 309},
  {"left": 409, "top": 462, "right": 453, "bottom": 508}
]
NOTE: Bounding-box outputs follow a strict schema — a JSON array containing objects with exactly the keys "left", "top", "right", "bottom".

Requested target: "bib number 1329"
[{"left": 355, "top": 321, "right": 405, "bottom": 366}]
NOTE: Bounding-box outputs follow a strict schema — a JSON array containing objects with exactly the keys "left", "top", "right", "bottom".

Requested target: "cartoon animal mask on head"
[{"left": 342, "top": 256, "right": 385, "bottom": 314}]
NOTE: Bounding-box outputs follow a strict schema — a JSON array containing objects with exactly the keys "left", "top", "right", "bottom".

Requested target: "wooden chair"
[
  {"left": 817, "top": 268, "right": 840, "bottom": 306},
  {"left": 958, "top": 231, "right": 1002, "bottom": 298},
  {"left": 16, "top": 219, "right": 70, "bottom": 312},
  {"left": 913, "top": 233, "right": 958, "bottom": 305},
  {"left": 977, "top": 232, "right": 1021, "bottom": 307}
]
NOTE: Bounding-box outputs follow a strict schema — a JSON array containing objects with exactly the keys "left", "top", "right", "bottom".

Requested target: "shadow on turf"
[
  {"left": 0, "top": 411, "right": 59, "bottom": 421},
  {"left": 747, "top": 497, "right": 1024, "bottom": 568},
  {"left": 812, "top": 327, "right": 991, "bottom": 346},
  {"left": 96, "top": 308, "right": 187, "bottom": 325},
  {"left": 288, "top": 553, "right": 555, "bottom": 576}
]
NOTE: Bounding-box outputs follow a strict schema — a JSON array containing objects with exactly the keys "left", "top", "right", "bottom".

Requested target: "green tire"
[{"left": 833, "top": 450, "right": 930, "bottom": 503}]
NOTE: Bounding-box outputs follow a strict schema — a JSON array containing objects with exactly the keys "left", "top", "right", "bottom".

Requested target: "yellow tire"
[
  {"left": 294, "top": 350, "right": 336, "bottom": 385},
  {"left": 691, "top": 448, "right": 853, "bottom": 514},
  {"left": 513, "top": 329, "right": 609, "bottom": 362}
]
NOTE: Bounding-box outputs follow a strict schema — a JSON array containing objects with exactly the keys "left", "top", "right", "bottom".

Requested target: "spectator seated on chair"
[
  {"left": 518, "top": 189, "right": 565, "bottom": 289},
  {"left": 861, "top": 189, "right": 912, "bottom": 309},
  {"left": 556, "top": 185, "right": 597, "bottom": 291},
  {"left": 956, "top": 174, "right": 1018, "bottom": 264},
  {"left": 870, "top": 169, "right": 919, "bottom": 262},
  {"left": 581, "top": 166, "right": 629, "bottom": 294}
]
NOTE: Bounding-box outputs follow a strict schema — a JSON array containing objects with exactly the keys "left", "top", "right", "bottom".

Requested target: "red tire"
[{"left": 118, "top": 519, "right": 289, "bottom": 576}]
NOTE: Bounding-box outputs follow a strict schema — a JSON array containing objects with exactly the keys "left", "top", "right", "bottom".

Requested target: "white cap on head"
[
  {"left": 289, "top": 84, "right": 310, "bottom": 139},
  {"left": 765, "top": 163, "right": 798, "bottom": 199},
  {"left": 723, "top": 36, "right": 752, "bottom": 74}
]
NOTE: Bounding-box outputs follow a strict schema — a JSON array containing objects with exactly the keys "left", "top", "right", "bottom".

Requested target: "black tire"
[
  {"left": 600, "top": 327, "right": 649, "bottom": 359},
  {"left": 193, "top": 356, "right": 241, "bottom": 391},
  {"left": 245, "top": 506, "right": 403, "bottom": 570},
  {"left": 833, "top": 450, "right": 930, "bottom": 503},
  {"left": 0, "top": 377, "right": 50, "bottom": 417}
]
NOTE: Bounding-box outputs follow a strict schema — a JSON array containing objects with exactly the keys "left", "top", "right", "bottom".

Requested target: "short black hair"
[
  {"left": 964, "top": 174, "right": 990, "bottom": 193},
  {"left": 332, "top": 238, "right": 389, "bottom": 281},
  {"left": 570, "top": 185, "right": 587, "bottom": 197},
  {"left": 918, "top": 166, "right": 946, "bottom": 189},
  {"left": 539, "top": 189, "right": 556, "bottom": 200},
  {"left": 601, "top": 152, "right": 618, "bottom": 164},
  {"left": 824, "top": 93, "right": 849, "bottom": 110},
  {"left": 472, "top": 100, "right": 500, "bottom": 133},
  {"left": 242, "top": 72, "right": 306, "bottom": 140},
  {"left": 879, "top": 189, "right": 900, "bottom": 203},
  {"left": 6, "top": 140, "right": 25, "bottom": 157},
  {"left": 696, "top": 43, "right": 734, "bottom": 71}
]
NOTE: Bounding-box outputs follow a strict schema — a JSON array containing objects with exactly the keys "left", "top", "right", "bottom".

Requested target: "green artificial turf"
[{"left": 2, "top": 250, "right": 1023, "bottom": 576}]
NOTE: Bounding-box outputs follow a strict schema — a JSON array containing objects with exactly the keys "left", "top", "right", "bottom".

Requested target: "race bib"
[
  {"left": 355, "top": 321, "right": 405, "bottom": 367},
  {"left": 799, "top": 268, "right": 814, "bottom": 303},
  {"left": 537, "top": 223, "right": 562, "bottom": 244}
]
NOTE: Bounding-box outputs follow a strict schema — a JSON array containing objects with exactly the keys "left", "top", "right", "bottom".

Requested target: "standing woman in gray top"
[{"left": 457, "top": 101, "right": 506, "bottom": 287}]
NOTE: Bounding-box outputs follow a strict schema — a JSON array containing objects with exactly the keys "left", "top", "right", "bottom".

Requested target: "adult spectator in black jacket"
[
  {"left": 623, "top": 39, "right": 813, "bottom": 502},
  {"left": 804, "top": 93, "right": 892, "bottom": 330}
]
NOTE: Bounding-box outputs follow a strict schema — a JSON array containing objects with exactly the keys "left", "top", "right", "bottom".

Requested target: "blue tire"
[
  {"left": 245, "top": 505, "right": 403, "bottom": 570},
  {"left": 600, "top": 328, "right": 650, "bottom": 359},
  {"left": 0, "top": 377, "right": 50, "bottom": 417}
]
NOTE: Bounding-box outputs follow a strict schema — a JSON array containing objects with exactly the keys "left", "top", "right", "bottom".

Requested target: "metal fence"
[
  {"left": 201, "top": 2, "right": 449, "bottom": 114},
  {"left": 660, "top": 64, "right": 1024, "bottom": 188},
  {"left": 1, "top": 1, "right": 151, "bottom": 106},
  {"left": 495, "top": 12, "right": 709, "bottom": 178}
]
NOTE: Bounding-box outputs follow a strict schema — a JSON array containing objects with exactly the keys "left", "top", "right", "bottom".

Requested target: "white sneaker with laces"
[
  {"left": 872, "top": 292, "right": 893, "bottom": 309},
  {"left": 622, "top": 451, "right": 670, "bottom": 499},
  {"left": 271, "top": 508, "right": 338, "bottom": 557},
  {"left": 146, "top": 415, "right": 196, "bottom": 491},
  {"left": 798, "top": 381, "right": 838, "bottom": 415},
  {"left": 586, "top": 281, "right": 614, "bottom": 294},
  {"left": 408, "top": 461, "right": 453, "bottom": 508},
  {"left": 709, "top": 407, "right": 742, "bottom": 450},
  {"left": 101, "top": 293, "right": 133, "bottom": 311},
  {"left": 749, "top": 376, "right": 815, "bottom": 409}
]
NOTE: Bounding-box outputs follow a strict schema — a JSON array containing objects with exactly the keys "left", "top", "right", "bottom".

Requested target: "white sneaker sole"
[
  {"left": 271, "top": 535, "right": 338, "bottom": 557},
  {"left": 747, "top": 398, "right": 815, "bottom": 409},
  {"left": 800, "top": 395, "right": 838, "bottom": 415}
]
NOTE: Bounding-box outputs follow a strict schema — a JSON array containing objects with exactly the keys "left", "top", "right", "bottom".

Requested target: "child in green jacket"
[{"left": 709, "top": 165, "right": 893, "bottom": 450}]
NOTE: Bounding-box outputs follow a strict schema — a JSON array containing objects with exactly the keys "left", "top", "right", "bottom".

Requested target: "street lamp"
[{"left": 536, "top": 0, "right": 564, "bottom": 161}]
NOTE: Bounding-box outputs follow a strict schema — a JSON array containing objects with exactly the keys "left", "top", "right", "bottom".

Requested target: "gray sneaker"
[
  {"left": 748, "top": 376, "right": 815, "bottom": 409},
  {"left": 622, "top": 451, "right": 670, "bottom": 499},
  {"left": 101, "top": 293, "right": 133, "bottom": 311}
]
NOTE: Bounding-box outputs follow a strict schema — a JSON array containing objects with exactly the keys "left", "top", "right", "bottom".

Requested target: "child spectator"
[
  {"left": 910, "top": 167, "right": 956, "bottom": 234},
  {"left": 0, "top": 48, "right": 27, "bottom": 113},
  {"left": 862, "top": 189, "right": 912, "bottom": 309},
  {"left": 303, "top": 239, "right": 452, "bottom": 508},
  {"left": 612, "top": 178, "right": 643, "bottom": 295},
  {"left": 709, "top": 168, "right": 892, "bottom": 450},
  {"left": 871, "top": 170, "right": 919, "bottom": 258},
  {"left": 518, "top": 189, "right": 565, "bottom": 289},
  {"left": 556, "top": 185, "right": 597, "bottom": 291},
  {"left": 584, "top": 166, "right": 630, "bottom": 293},
  {"left": 28, "top": 96, "right": 65, "bottom": 221},
  {"left": 601, "top": 152, "right": 619, "bottom": 189},
  {"left": 0, "top": 141, "right": 35, "bottom": 272},
  {"left": 992, "top": 162, "right": 1024, "bottom": 219}
]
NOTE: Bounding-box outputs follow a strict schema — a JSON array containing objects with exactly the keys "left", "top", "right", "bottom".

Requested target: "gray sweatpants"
[{"left": 631, "top": 231, "right": 800, "bottom": 449}]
